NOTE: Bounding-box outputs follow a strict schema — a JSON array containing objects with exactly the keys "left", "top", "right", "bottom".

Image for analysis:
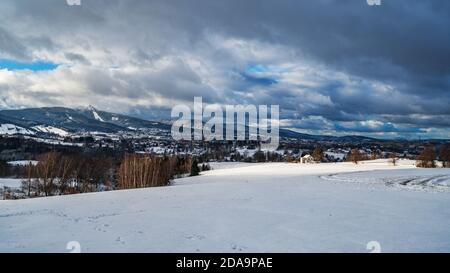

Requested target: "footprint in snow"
[
  {"left": 185, "top": 234, "right": 205, "bottom": 240},
  {"left": 95, "top": 227, "right": 107, "bottom": 233},
  {"left": 116, "top": 237, "right": 126, "bottom": 244},
  {"left": 231, "top": 243, "right": 247, "bottom": 251}
]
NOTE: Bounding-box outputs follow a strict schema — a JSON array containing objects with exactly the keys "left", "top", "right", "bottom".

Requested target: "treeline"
[
  {"left": 344, "top": 145, "right": 450, "bottom": 167},
  {"left": 230, "top": 151, "right": 284, "bottom": 163},
  {"left": 416, "top": 145, "right": 450, "bottom": 168},
  {"left": 0, "top": 160, "right": 25, "bottom": 178},
  {"left": 4, "top": 152, "right": 199, "bottom": 198}
]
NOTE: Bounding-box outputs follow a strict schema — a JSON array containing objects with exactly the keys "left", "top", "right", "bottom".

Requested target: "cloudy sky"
[{"left": 0, "top": 0, "right": 449, "bottom": 139}]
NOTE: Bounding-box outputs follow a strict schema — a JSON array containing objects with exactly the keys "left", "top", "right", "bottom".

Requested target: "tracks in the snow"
[{"left": 319, "top": 172, "right": 450, "bottom": 192}]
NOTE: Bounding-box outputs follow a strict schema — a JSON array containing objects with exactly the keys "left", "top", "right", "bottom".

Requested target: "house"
[{"left": 300, "top": 154, "right": 314, "bottom": 164}]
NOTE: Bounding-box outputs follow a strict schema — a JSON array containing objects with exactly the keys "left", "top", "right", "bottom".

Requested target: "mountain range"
[
  {"left": 0, "top": 106, "right": 170, "bottom": 135},
  {"left": 0, "top": 106, "right": 376, "bottom": 142}
]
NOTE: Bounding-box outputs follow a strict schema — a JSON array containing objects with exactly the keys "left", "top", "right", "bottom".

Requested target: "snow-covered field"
[
  {"left": 0, "top": 178, "right": 22, "bottom": 190},
  {"left": 1, "top": 159, "right": 450, "bottom": 253},
  {"left": 0, "top": 178, "right": 23, "bottom": 199},
  {"left": 208, "top": 162, "right": 262, "bottom": 170}
]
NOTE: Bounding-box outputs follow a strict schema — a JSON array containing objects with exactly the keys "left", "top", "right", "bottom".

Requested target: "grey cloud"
[
  {"left": 0, "top": 0, "right": 449, "bottom": 138},
  {"left": 0, "top": 27, "right": 30, "bottom": 60},
  {"left": 65, "top": 52, "right": 91, "bottom": 65},
  {"left": 382, "top": 115, "right": 450, "bottom": 128},
  {"left": 25, "top": 36, "right": 56, "bottom": 51}
]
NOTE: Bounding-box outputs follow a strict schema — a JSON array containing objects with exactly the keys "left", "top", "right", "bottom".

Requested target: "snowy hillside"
[
  {"left": 31, "top": 125, "right": 69, "bottom": 137},
  {"left": 1, "top": 160, "right": 450, "bottom": 253},
  {"left": 0, "top": 107, "right": 170, "bottom": 135},
  {"left": 0, "top": 124, "right": 35, "bottom": 135}
]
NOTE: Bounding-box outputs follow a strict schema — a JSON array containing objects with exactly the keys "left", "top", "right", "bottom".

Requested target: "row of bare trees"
[
  {"left": 21, "top": 152, "right": 198, "bottom": 196},
  {"left": 344, "top": 145, "right": 450, "bottom": 167},
  {"left": 1, "top": 151, "right": 201, "bottom": 199},
  {"left": 416, "top": 145, "right": 450, "bottom": 168},
  {"left": 117, "top": 154, "right": 193, "bottom": 189},
  {"left": 22, "top": 152, "right": 116, "bottom": 197}
]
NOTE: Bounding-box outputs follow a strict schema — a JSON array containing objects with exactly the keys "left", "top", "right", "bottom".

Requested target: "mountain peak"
[{"left": 87, "top": 105, "right": 97, "bottom": 112}]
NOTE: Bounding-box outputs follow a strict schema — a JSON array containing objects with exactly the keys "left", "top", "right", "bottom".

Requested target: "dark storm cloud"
[
  {"left": 132, "top": 0, "right": 450, "bottom": 90},
  {"left": 0, "top": 0, "right": 449, "bottom": 138},
  {"left": 130, "top": 0, "right": 450, "bottom": 121}
]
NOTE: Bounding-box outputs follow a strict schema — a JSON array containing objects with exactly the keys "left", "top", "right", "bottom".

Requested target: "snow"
[
  {"left": 20, "top": 136, "right": 83, "bottom": 147},
  {"left": 208, "top": 162, "right": 261, "bottom": 170},
  {"left": 320, "top": 168, "right": 450, "bottom": 192},
  {"left": 235, "top": 148, "right": 285, "bottom": 158},
  {"left": 1, "top": 159, "right": 450, "bottom": 253},
  {"left": 0, "top": 124, "right": 35, "bottom": 135},
  {"left": 142, "top": 147, "right": 174, "bottom": 155},
  {"left": 0, "top": 178, "right": 23, "bottom": 189},
  {"left": 325, "top": 151, "right": 346, "bottom": 161},
  {"left": 0, "top": 178, "right": 23, "bottom": 199},
  {"left": 7, "top": 160, "right": 38, "bottom": 166},
  {"left": 32, "top": 125, "right": 69, "bottom": 137},
  {"left": 92, "top": 111, "right": 105, "bottom": 122},
  {"left": 236, "top": 148, "right": 257, "bottom": 157}
]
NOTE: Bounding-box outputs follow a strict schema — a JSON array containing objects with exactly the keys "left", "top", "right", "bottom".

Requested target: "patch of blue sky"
[
  {"left": 246, "top": 64, "right": 271, "bottom": 73},
  {"left": 0, "top": 59, "right": 58, "bottom": 71},
  {"left": 240, "top": 64, "right": 283, "bottom": 85},
  {"left": 246, "top": 64, "right": 289, "bottom": 74},
  {"left": 240, "top": 72, "right": 278, "bottom": 85}
]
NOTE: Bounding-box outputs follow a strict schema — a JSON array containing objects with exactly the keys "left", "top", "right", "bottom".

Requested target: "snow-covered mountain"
[
  {"left": 0, "top": 106, "right": 377, "bottom": 141},
  {"left": 0, "top": 106, "right": 170, "bottom": 136}
]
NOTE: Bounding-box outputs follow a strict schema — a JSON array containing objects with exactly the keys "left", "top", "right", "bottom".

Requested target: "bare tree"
[
  {"left": 416, "top": 146, "right": 436, "bottom": 168},
  {"left": 312, "top": 147, "right": 324, "bottom": 162},
  {"left": 25, "top": 160, "right": 34, "bottom": 197},
  {"left": 347, "top": 149, "right": 364, "bottom": 164},
  {"left": 439, "top": 145, "right": 450, "bottom": 168},
  {"left": 190, "top": 158, "right": 200, "bottom": 176},
  {"left": 389, "top": 154, "right": 397, "bottom": 166},
  {"left": 36, "top": 152, "right": 60, "bottom": 196}
]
